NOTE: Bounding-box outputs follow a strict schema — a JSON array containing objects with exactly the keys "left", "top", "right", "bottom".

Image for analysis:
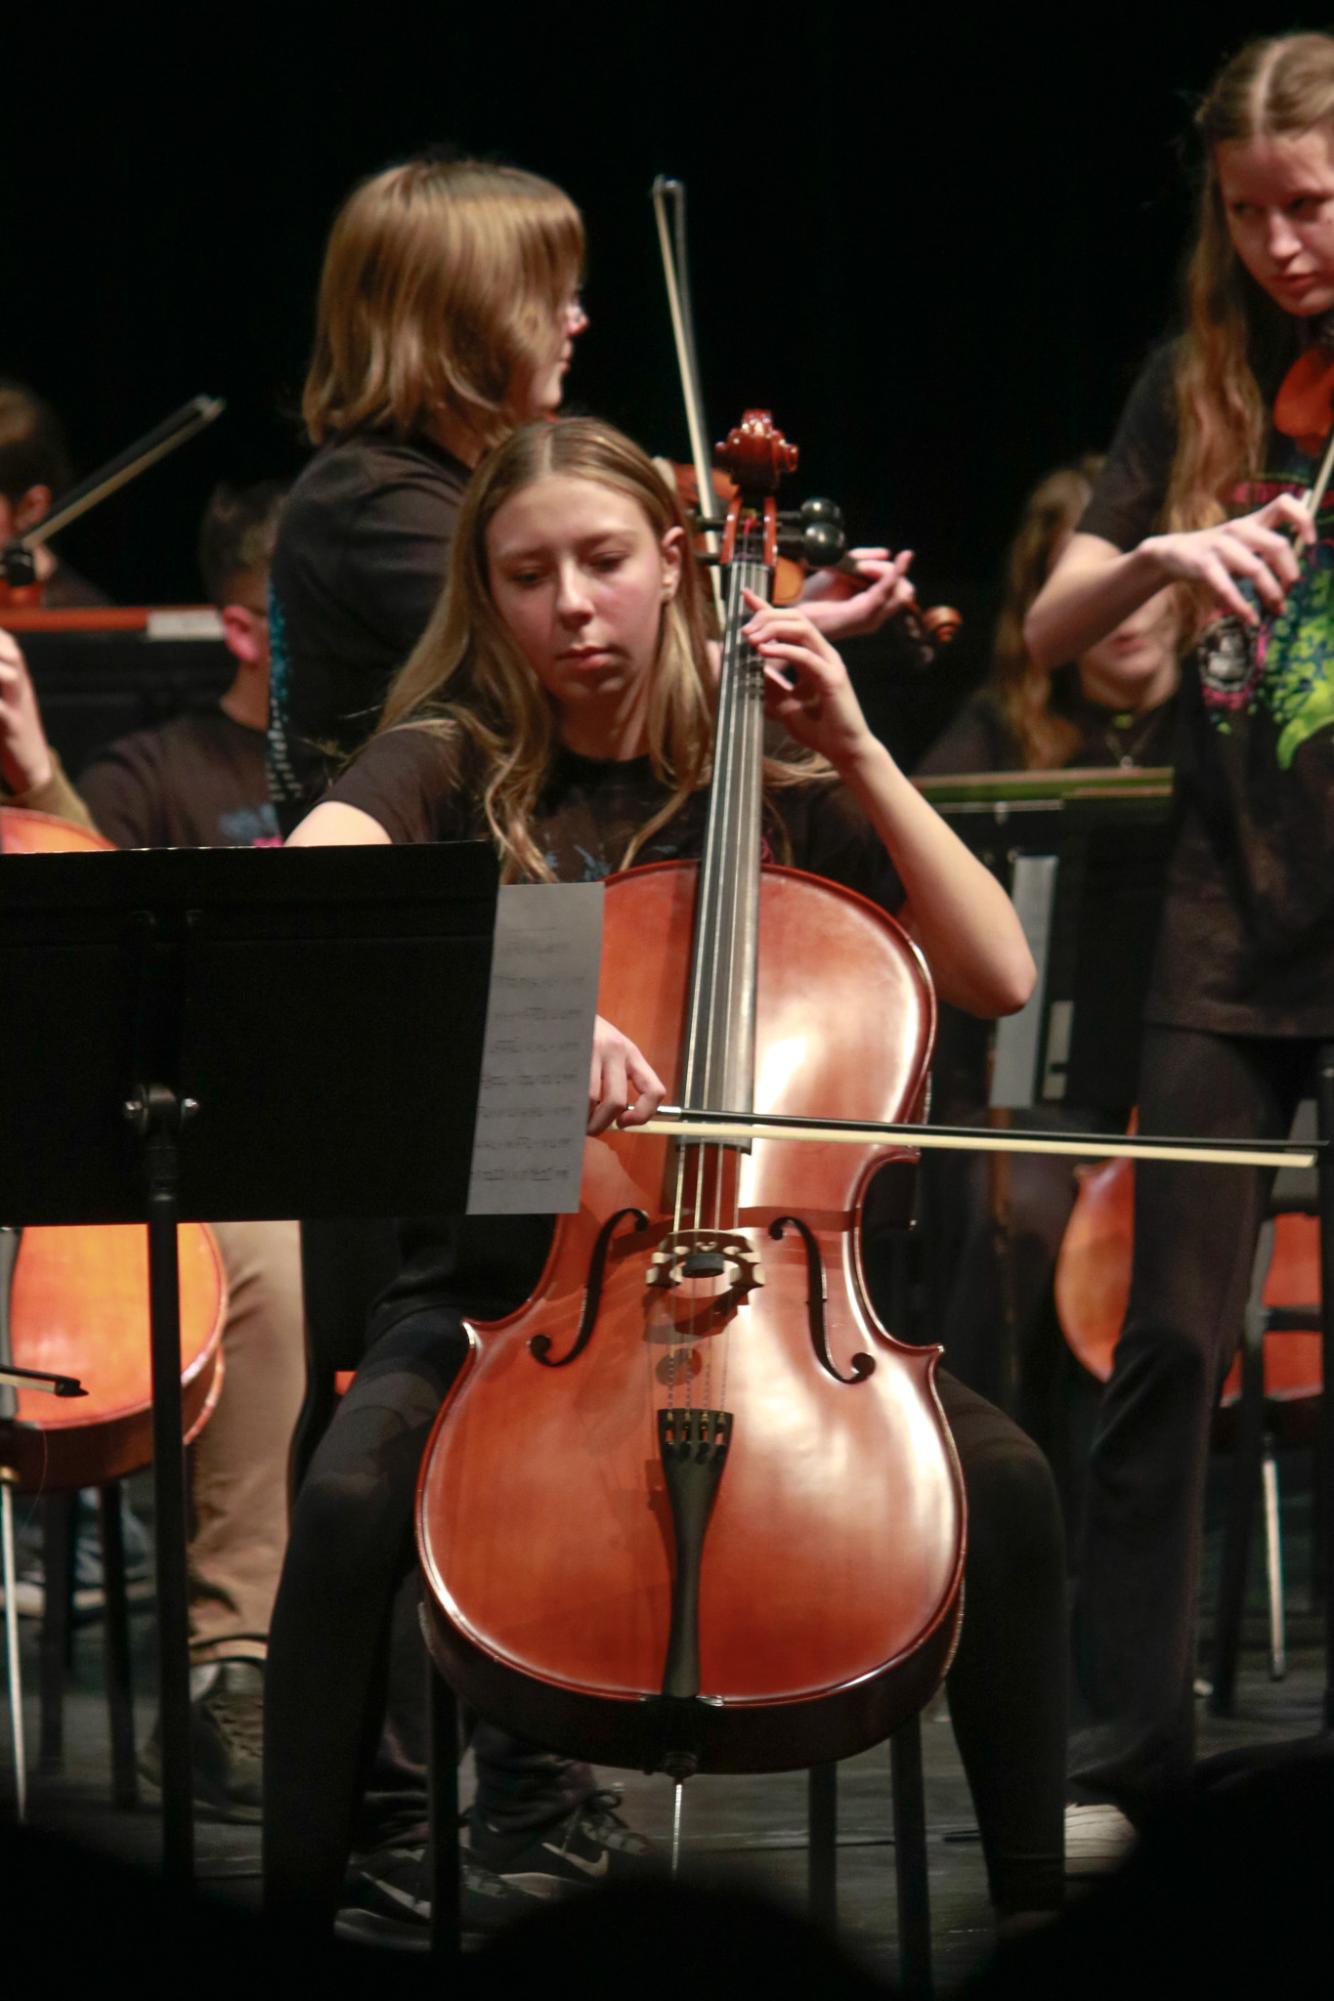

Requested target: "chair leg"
[
  {"left": 1210, "top": 1225, "right": 1273, "bottom": 1716},
  {"left": 1313, "top": 1434, "right": 1327, "bottom": 1612},
  {"left": 890, "top": 1714, "right": 933, "bottom": 2000},
  {"left": 98, "top": 1483, "right": 138, "bottom": 1806},
  {"left": 39, "top": 1493, "right": 74, "bottom": 1773},
  {"left": 1261, "top": 1442, "right": 1287, "bottom": 1681},
  {"left": 427, "top": 1663, "right": 461, "bottom": 1965},
  {"left": 807, "top": 1762, "right": 838, "bottom": 1930}
]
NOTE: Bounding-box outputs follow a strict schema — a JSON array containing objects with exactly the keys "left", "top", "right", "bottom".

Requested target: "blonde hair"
[
  {"left": 991, "top": 459, "right": 1104, "bottom": 768},
  {"left": 1169, "top": 33, "right": 1334, "bottom": 532},
  {"left": 302, "top": 156, "right": 585, "bottom": 450},
  {"left": 376, "top": 418, "right": 825, "bottom": 880}
]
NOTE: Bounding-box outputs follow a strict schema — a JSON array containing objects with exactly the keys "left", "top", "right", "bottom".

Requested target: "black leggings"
[
  {"left": 264, "top": 1307, "right": 1067, "bottom": 1924},
  {"left": 1071, "top": 1024, "right": 1316, "bottom": 1816}
]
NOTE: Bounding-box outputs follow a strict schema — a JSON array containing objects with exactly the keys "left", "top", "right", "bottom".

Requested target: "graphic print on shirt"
[
  {"left": 539, "top": 829, "right": 776, "bottom": 884},
  {"left": 1197, "top": 477, "right": 1334, "bottom": 768},
  {"left": 218, "top": 802, "right": 282, "bottom": 847}
]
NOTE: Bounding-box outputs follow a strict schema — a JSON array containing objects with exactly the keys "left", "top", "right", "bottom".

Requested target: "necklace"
[{"left": 1100, "top": 706, "right": 1166, "bottom": 769}]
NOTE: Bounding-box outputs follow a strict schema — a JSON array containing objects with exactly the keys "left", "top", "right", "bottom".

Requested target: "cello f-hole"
[
  {"left": 528, "top": 1206, "right": 649, "bottom": 1370},
  {"left": 770, "top": 1214, "right": 876, "bottom": 1386}
]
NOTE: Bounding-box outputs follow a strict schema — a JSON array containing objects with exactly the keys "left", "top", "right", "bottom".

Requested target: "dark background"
[{"left": 4, "top": 8, "right": 1318, "bottom": 759}]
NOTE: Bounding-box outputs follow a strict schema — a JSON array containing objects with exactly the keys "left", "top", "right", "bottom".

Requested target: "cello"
[
  {"left": 1054, "top": 1144, "right": 1322, "bottom": 1414},
  {"left": 416, "top": 412, "right": 964, "bottom": 1781}
]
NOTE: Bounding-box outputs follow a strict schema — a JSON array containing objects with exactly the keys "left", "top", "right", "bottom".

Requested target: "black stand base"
[{"left": 428, "top": 1666, "right": 461, "bottom": 1963}]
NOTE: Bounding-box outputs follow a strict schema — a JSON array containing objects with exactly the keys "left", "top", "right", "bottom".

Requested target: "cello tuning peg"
[
  {"left": 799, "top": 519, "right": 848, "bottom": 568},
  {"left": 776, "top": 517, "right": 848, "bottom": 568},
  {"left": 798, "top": 497, "right": 843, "bottom": 527}
]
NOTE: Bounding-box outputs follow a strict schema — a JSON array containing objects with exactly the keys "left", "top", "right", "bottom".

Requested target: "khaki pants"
[{"left": 188, "top": 1218, "right": 304, "bottom": 1666}]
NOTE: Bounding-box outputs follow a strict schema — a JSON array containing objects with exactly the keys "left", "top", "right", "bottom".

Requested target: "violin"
[
  {"left": 415, "top": 413, "right": 964, "bottom": 1778},
  {"left": 665, "top": 458, "right": 962, "bottom": 661},
  {"left": 0, "top": 806, "right": 226, "bottom": 1492},
  {"left": 1054, "top": 1145, "right": 1322, "bottom": 1411}
]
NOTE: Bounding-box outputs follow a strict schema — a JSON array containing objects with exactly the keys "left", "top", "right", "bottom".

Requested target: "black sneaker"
[
  {"left": 336, "top": 1841, "right": 544, "bottom": 1951},
  {"left": 139, "top": 1658, "right": 264, "bottom": 1823},
  {"left": 469, "top": 1788, "right": 659, "bottom": 1895}
]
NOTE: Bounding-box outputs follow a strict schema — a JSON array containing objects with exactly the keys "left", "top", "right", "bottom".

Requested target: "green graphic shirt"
[{"left": 1082, "top": 341, "right": 1334, "bottom": 1036}]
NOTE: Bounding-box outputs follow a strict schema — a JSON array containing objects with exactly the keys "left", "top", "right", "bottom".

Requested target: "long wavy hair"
[
  {"left": 1168, "top": 32, "right": 1334, "bottom": 532},
  {"left": 376, "top": 418, "right": 828, "bottom": 881},
  {"left": 991, "top": 459, "right": 1104, "bottom": 768},
  {"left": 302, "top": 155, "right": 584, "bottom": 452}
]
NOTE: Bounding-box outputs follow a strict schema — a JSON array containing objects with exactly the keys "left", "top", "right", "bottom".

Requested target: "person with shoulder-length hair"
[
  {"left": 266, "top": 153, "right": 589, "bottom": 826},
  {"left": 265, "top": 415, "right": 1071, "bottom": 1948},
  {"left": 1027, "top": 31, "right": 1334, "bottom": 1824}
]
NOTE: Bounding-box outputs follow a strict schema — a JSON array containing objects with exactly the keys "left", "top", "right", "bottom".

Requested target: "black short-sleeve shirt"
[
  {"left": 266, "top": 429, "right": 470, "bottom": 829},
  {"left": 79, "top": 709, "right": 278, "bottom": 849},
  {"left": 1079, "top": 339, "right": 1334, "bottom": 1036}
]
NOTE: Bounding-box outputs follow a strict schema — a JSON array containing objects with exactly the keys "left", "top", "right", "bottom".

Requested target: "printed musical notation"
[{"left": 466, "top": 883, "right": 602, "bottom": 1214}]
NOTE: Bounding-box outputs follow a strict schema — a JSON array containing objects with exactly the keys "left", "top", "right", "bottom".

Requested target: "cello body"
[{"left": 417, "top": 859, "right": 965, "bottom": 1775}]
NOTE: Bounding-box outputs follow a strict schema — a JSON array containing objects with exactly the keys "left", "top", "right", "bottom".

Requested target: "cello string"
[
  {"left": 721, "top": 594, "right": 759, "bottom": 1422},
  {"left": 701, "top": 543, "right": 751, "bottom": 1416},
  {"left": 717, "top": 535, "right": 764, "bottom": 1411}
]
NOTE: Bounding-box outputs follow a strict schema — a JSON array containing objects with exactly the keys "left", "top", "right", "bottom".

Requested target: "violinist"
[
  {"left": 264, "top": 152, "right": 590, "bottom": 830},
  {"left": 266, "top": 149, "right": 916, "bottom": 833},
  {"left": 0, "top": 381, "right": 110, "bottom": 609},
  {"left": 916, "top": 463, "right": 1181, "bottom": 1438},
  {"left": 266, "top": 416, "right": 1069, "bottom": 1947},
  {"left": 1026, "top": 31, "right": 1334, "bottom": 1825}
]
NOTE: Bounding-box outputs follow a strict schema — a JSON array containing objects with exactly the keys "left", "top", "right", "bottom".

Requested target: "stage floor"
[{"left": 2, "top": 1553, "right": 1325, "bottom": 1992}]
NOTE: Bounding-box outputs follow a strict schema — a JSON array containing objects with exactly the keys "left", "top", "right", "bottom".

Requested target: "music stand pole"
[
  {"left": 126, "top": 1084, "right": 196, "bottom": 1883},
  {"left": 1316, "top": 1046, "right": 1334, "bottom": 1727}
]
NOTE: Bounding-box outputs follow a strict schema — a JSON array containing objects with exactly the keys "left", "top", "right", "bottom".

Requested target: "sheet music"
[{"left": 466, "top": 883, "right": 603, "bottom": 1214}]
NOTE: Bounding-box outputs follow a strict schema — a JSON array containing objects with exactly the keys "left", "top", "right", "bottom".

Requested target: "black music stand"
[{"left": 0, "top": 842, "right": 498, "bottom": 1885}]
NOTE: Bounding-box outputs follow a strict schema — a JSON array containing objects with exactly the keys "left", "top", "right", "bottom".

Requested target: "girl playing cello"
[{"left": 267, "top": 415, "right": 1068, "bottom": 1944}]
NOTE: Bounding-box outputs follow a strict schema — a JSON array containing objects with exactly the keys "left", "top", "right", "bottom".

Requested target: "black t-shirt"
[
  {"left": 78, "top": 707, "right": 279, "bottom": 848},
  {"left": 327, "top": 725, "right": 906, "bottom": 1321},
  {"left": 917, "top": 671, "right": 1178, "bottom": 777},
  {"left": 266, "top": 428, "right": 470, "bottom": 828},
  {"left": 1081, "top": 339, "right": 1334, "bottom": 1035},
  {"left": 330, "top": 723, "right": 906, "bottom": 899}
]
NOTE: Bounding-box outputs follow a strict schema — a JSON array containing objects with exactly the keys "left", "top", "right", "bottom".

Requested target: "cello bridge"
[{"left": 646, "top": 1231, "right": 764, "bottom": 1295}]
